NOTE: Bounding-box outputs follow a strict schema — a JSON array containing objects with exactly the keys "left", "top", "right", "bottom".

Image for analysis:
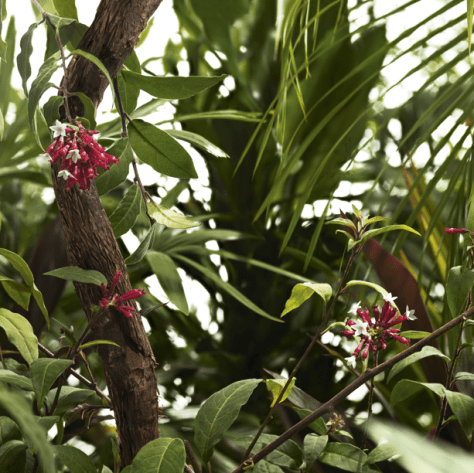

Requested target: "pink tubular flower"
[
  {"left": 45, "top": 120, "right": 119, "bottom": 191},
  {"left": 99, "top": 270, "right": 146, "bottom": 319},
  {"left": 445, "top": 228, "right": 468, "bottom": 234},
  {"left": 341, "top": 300, "right": 411, "bottom": 360}
]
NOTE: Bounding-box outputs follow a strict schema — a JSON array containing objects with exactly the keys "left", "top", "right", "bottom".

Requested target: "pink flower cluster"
[
  {"left": 342, "top": 297, "right": 412, "bottom": 360},
  {"left": 45, "top": 120, "right": 119, "bottom": 191},
  {"left": 445, "top": 228, "right": 468, "bottom": 234},
  {"left": 99, "top": 270, "right": 146, "bottom": 319}
]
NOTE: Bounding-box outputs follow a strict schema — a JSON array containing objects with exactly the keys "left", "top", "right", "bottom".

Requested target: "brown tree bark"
[{"left": 52, "top": 0, "right": 164, "bottom": 467}]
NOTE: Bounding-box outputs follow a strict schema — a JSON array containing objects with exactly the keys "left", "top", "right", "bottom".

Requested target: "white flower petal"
[
  {"left": 348, "top": 301, "right": 361, "bottom": 315},
  {"left": 383, "top": 293, "right": 398, "bottom": 305},
  {"left": 345, "top": 356, "right": 357, "bottom": 369},
  {"left": 58, "top": 170, "right": 73, "bottom": 181},
  {"left": 50, "top": 119, "right": 68, "bottom": 138},
  {"left": 405, "top": 305, "right": 417, "bottom": 320},
  {"left": 353, "top": 319, "right": 368, "bottom": 337}
]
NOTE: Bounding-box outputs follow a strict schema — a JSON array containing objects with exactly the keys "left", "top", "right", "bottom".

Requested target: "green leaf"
[
  {"left": 75, "top": 92, "right": 97, "bottom": 129},
  {"left": 357, "top": 225, "right": 421, "bottom": 246},
  {"left": 95, "top": 138, "right": 133, "bottom": 195},
  {"left": 52, "top": 0, "right": 78, "bottom": 20},
  {"left": 44, "top": 266, "right": 107, "bottom": 286},
  {"left": 266, "top": 378, "right": 296, "bottom": 407},
  {"left": 344, "top": 280, "right": 399, "bottom": 312},
  {"left": 390, "top": 380, "right": 446, "bottom": 408},
  {"left": 146, "top": 251, "right": 189, "bottom": 315},
  {"left": 293, "top": 408, "right": 326, "bottom": 435},
  {"left": 0, "top": 440, "right": 28, "bottom": 473},
  {"left": 303, "top": 434, "right": 328, "bottom": 467},
  {"left": 28, "top": 51, "right": 61, "bottom": 149},
  {"left": 445, "top": 390, "right": 474, "bottom": 440},
  {"left": 194, "top": 379, "right": 261, "bottom": 463},
  {"left": 16, "top": 22, "right": 39, "bottom": 97},
  {"left": 387, "top": 346, "right": 450, "bottom": 383},
  {"left": 280, "top": 282, "right": 332, "bottom": 317},
  {"left": 166, "top": 129, "right": 229, "bottom": 158},
  {"left": 173, "top": 254, "right": 282, "bottom": 322},
  {"left": 37, "top": 416, "right": 60, "bottom": 433},
  {"left": 131, "top": 437, "right": 185, "bottom": 473},
  {"left": 0, "top": 279, "right": 31, "bottom": 310},
  {"left": 0, "top": 370, "right": 33, "bottom": 390},
  {"left": 398, "top": 331, "right": 431, "bottom": 340},
  {"left": 42, "top": 95, "right": 64, "bottom": 127},
  {"left": 0, "top": 309, "right": 38, "bottom": 365},
  {"left": 56, "top": 445, "right": 98, "bottom": 473},
  {"left": 46, "top": 386, "right": 96, "bottom": 417},
  {"left": 123, "top": 71, "right": 225, "bottom": 100},
  {"left": 109, "top": 184, "right": 142, "bottom": 238},
  {"left": 159, "top": 109, "right": 262, "bottom": 124},
  {"left": 233, "top": 433, "right": 303, "bottom": 470},
  {"left": 455, "top": 371, "right": 474, "bottom": 382},
  {"left": 136, "top": 17, "right": 154, "bottom": 49},
  {"left": 128, "top": 119, "right": 198, "bottom": 179},
  {"left": 254, "top": 461, "right": 284, "bottom": 473},
  {"left": 115, "top": 70, "right": 140, "bottom": 115},
  {"left": 125, "top": 223, "right": 157, "bottom": 265},
  {"left": 319, "top": 443, "right": 377, "bottom": 473},
  {"left": 0, "top": 417, "right": 22, "bottom": 446},
  {"left": 147, "top": 201, "right": 200, "bottom": 229},
  {"left": 30, "top": 358, "right": 73, "bottom": 410},
  {"left": 0, "top": 109, "right": 3, "bottom": 141},
  {"left": 446, "top": 266, "right": 474, "bottom": 318},
  {"left": 78, "top": 340, "right": 120, "bottom": 350},
  {"left": 365, "top": 442, "right": 399, "bottom": 464},
  {"left": 468, "top": 0, "right": 473, "bottom": 54}
]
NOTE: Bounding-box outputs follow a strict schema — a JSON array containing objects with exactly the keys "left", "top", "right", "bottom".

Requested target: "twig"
[
  {"left": 183, "top": 440, "right": 202, "bottom": 473},
  {"left": 232, "top": 306, "right": 474, "bottom": 473},
  {"left": 361, "top": 350, "right": 378, "bottom": 449}
]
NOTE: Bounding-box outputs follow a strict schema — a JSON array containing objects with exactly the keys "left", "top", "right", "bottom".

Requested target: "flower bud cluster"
[{"left": 45, "top": 120, "right": 119, "bottom": 191}]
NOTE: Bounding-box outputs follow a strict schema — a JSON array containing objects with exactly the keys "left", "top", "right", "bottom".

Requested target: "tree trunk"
[{"left": 53, "top": 0, "right": 163, "bottom": 466}]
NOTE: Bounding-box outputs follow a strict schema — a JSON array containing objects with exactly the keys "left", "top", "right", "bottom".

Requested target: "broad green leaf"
[
  {"left": 30, "top": 358, "right": 74, "bottom": 410},
  {"left": 37, "top": 416, "right": 60, "bottom": 433},
  {"left": 125, "top": 223, "right": 157, "bottom": 265},
  {"left": 293, "top": 408, "right": 326, "bottom": 435},
  {"left": 365, "top": 442, "right": 399, "bottom": 464},
  {"left": 319, "top": 443, "right": 378, "bottom": 473},
  {"left": 390, "top": 380, "right": 446, "bottom": 408},
  {"left": 95, "top": 138, "right": 133, "bottom": 195},
  {"left": 166, "top": 129, "right": 230, "bottom": 158},
  {"left": 173, "top": 254, "right": 282, "bottom": 322},
  {"left": 280, "top": 282, "right": 332, "bottom": 317},
  {"left": 233, "top": 433, "right": 303, "bottom": 470},
  {"left": 0, "top": 440, "right": 27, "bottom": 473},
  {"left": 42, "top": 95, "right": 64, "bottom": 127},
  {"left": 0, "top": 309, "right": 38, "bottom": 365},
  {"left": 254, "top": 461, "right": 284, "bottom": 473},
  {"left": 46, "top": 386, "right": 96, "bottom": 417},
  {"left": 16, "top": 22, "right": 39, "bottom": 97},
  {"left": 194, "top": 379, "right": 261, "bottom": 463},
  {"left": 109, "top": 184, "right": 142, "bottom": 237},
  {"left": 123, "top": 71, "right": 225, "bottom": 99},
  {"left": 0, "top": 279, "right": 31, "bottom": 310},
  {"left": 128, "top": 119, "right": 198, "bottom": 179},
  {"left": 446, "top": 266, "right": 474, "bottom": 318},
  {"left": 445, "top": 390, "right": 474, "bottom": 440},
  {"left": 124, "top": 50, "right": 141, "bottom": 73},
  {"left": 304, "top": 434, "right": 328, "bottom": 467},
  {"left": 147, "top": 251, "right": 189, "bottom": 314},
  {"left": 0, "top": 370, "right": 33, "bottom": 390},
  {"left": 0, "top": 417, "right": 21, "bottom": 446},
  {"left": 28, "top": 51, "right": 61, "bottom": 149},
  {"left": 266, "top": 378, "right": 296, "bottom": 407},
  {"left": 455, "top": 371, "right": 474, "bottom": 382},
  {"left": 78, "top": 340, "right": 120, "bottom": 350},
  {"left": 44, "top": 266, "right": 107, "bottom": 286},
  {"left": 387, "top": 346, "right": 450, "bottom": 383},
  {"left": 75, "top": 92, "right": 97, "bottom": 129},
  {"left": 131, "top": 437, "right": 185, "bottom": 473},
  {"left": 398, "top": 331, "right": 430, "bottom": 340},
  {"left": 115, "top": 70, "right": 140, "bottom": 115},
  {"left": 52, "top": 0, "right": 78, "bottom": 20},
  {"left": 147, "top": 201, "right": 200, "bottom": 229},
  {"left": 56, "top": 445, "right": 97, "bottom": 473}
]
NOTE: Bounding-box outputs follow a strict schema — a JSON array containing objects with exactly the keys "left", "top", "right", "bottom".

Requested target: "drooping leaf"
[
  {"left": 444, "top": 390, "right": 474, "bottom": 440},
  {"left": 303, "top": 434, "right": 328, "bottom": 467},
  {"left": 0, "top": 309, "right": 38, "bottom": 365},
  {"left": 16, "top": 22, "right": 39, "bottom": 97},
  {"left": 109, "top": 184, "right": 142, "bottom": 238},
  {"left": 115, "top": 70, "right": 140, "bottom": 115},
  {"left": 125, "top": 223, "right": 157, "bottom": 265},
  {"left": 0, "top": 370, "right": 33, "bottom": 391},
  {"left": 44, "top": 266, "right": 107, "bottom": 286},
  {"left": 446, "top": 266, "right": 474, "bottom": 318},
  {"left": 131, "top": 437, "right": 185, "bottom": 473},
  {"left": 147, "top": 201, "right": 200, "bottom": 229},
  {"left": 194, "top": 379, "right": 261, "bottom": 463},
  {"left": 390, "top": 380, "right": 446, "bottom": 409},
  {"left": 281, "top": 282, "right": 332, "bottom": 317},
  {"left": 78, "top": 340, "right": 120, "bottom": 350},
  {"left": 146, "top": 251, "right": 189, "bottom": 315},
  {"left": 55, "top": 445, "right": 97, "bottom": 473},
  {"left": 128, "top": 119, "right": 198, "bottom": 179},
  {"left": 123, "top": 71, "right": 225, "bottom": 100},
  {"left": 30, "top": 358, "right": 74, "bottom": 410},
  {"left": 353, "top": 224, "right": 421, "bottom": 250},
  {"left": 75, "top": 92, "right": 96, "bottom": 129},
  {"left": 42, "top": 95, "right": 65, "bottom": 127},
  {"left": 455, "top": 372, "right": 474, "bottom": 382},
  {"left": 166, "top": 129, "right": 230, "bottom": 158}
]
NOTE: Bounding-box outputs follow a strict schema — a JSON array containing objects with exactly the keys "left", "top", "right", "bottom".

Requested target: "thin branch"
[{"left": 183, "top": 440, "right": 202, "bottom": 473}]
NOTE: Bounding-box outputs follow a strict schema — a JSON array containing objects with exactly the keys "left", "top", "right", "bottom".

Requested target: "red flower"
[
  {"left": 445, "top": 228, "right": 468, "bottom": 234},
  {"left": 99, "top": 271, "right": 145, "bottom": 319},
  {"left": 45, "top": 120, "right": 119, "bottom": 191}
]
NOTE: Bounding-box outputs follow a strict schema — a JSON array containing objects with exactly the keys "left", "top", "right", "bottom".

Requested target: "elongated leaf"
[
  {"left": 280, "top": 282, "right": 332, "bottom": 317},
  {"left": 304, "top": 434, "right": 328, "bottom": 467},
  {"left": 0, "top": 109, "right": 3, "bottom": 141},
  {"left": 455, "top": 372, "right": 474, "bottom": 382},
  {"left": 266, "top": 378, "right": 296, "bottom": 407},
  {"left": 16, "top": 22, "right": 39, "bottom": 97},
  {"left": 131, "top": 437, "right": 185, "bottom": 473},
  {"left": 173, "top": 254, "right": 282, "bottom": 322},
  {"left": 351, "top": 225, "right": 421, "bottom": 250},
  {"left": 44, "top": 266, "right": 107, "bottom": 286},
  {"left": 0, "top": 440, "right": 28, "bottom": 473},
  {"left": 325, "top": 217, "right": 357, "bottom": 229},
  {"left": 147, "top": 201, "right": 200, "bottom": 229},
  {"left": 319, "top": 443, "right": 377, "bottom": 473},
  {"left": 30, "top": 358, "right": 73, "bottom": 410},
  {"left": 123, "top": 71, "right": 225, "bottom": 99},
  {"left": 0, "top": 309, "right": 37, "bottom": 364},
  {"left": 234, "top": 433, "right": 303, "bottom": 469},
  {"left": 147, "top": 251, "right": 189, "bottom": 314},
  {"left": 387, "top": 346, "right": 450, "bottom": 383},
  {"left": 136, "top": 17, "right": 155, "bottom": 49},
  {"left": 115, "top": 70, "right": 140, "bottom": 115},
  {"left": 166, "top": 129, "right": 229, "bottom": 158},
  {"left": 398, "top": 331, "right": 430, "bottom": 339},
  {"left": 194, "top": 379, "right": 261, "bottom": 463},
  {"left": 468, "top": 0, "right": 473, "bottom": 53},
  {"left": 109, "top": 184, "right": 142, "bottom": 237},
  {"left": 0, "top": 279, "right": 31, "bottom": 310},
  {"left": 128, "top": 119, "right": 198, "bottom": 178},
  {"left": 78, "top": 340, "right": 120, "bottom": 350},
  {"left": 125, "top": 223, "right": 157, "bottom": 265},
  {"left": 42, "top": 95, "right": 64, "bottom": 127},
  {"left": 390, "top": 380, "right": 446, "bottom": 408},
  {"left": 56, "top": 445, "right": 97, "bottom": 473},
  {"left": 75, "top": 92, "right": 96, "bottom": 129},
  {"left": 158, "top": 110, "right": 262, "bottom": 124},
  {"left": 293, "top": 408, "right": 327, "bottom": 435},
  {"left": 46, "top": 386, "right": 96, "bottom": 417},
  {"left": 95, "top": 138, "right": 133, "bottom": 195},
  {"left": 365, "top": 442, "right": 399, "bottom": 465},
  {"left": 446, "top": 266, "right": 474, "bottom": 318},
  {"left": 445, "top": 390, "right": 474, "bottom": 439},
  {"left": 0, "top": 370, "right": 33, "bottom": 390}
]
